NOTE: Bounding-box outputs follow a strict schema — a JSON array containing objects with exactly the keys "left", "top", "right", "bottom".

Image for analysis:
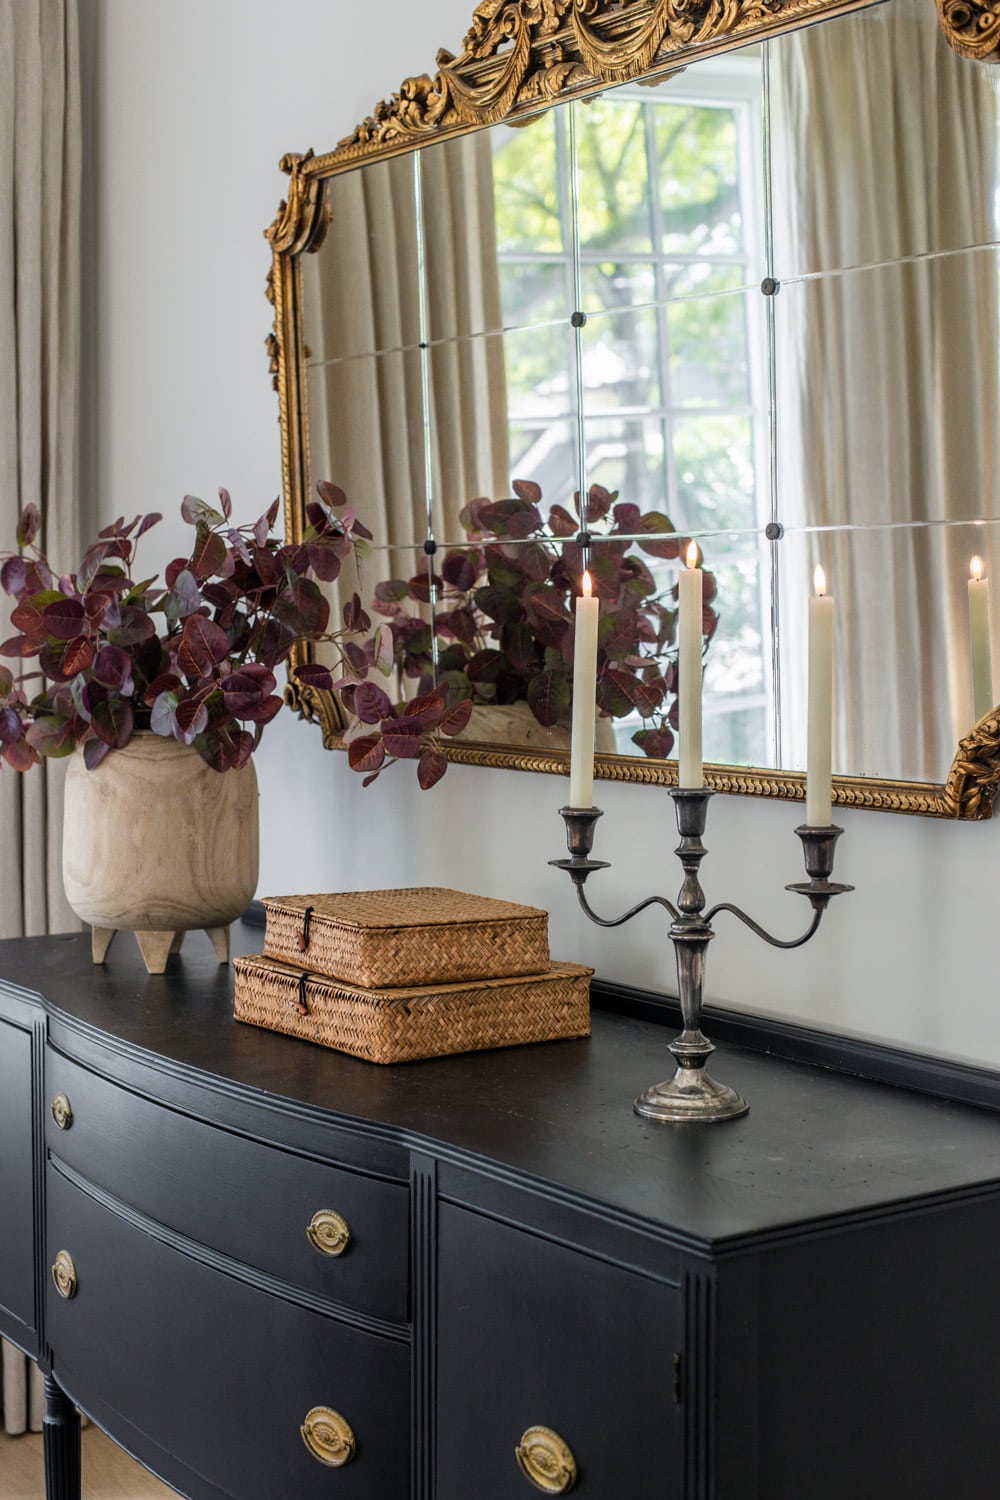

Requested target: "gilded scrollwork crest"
[
  {"left": 944, "top": 713, "right": 1000, "bottom": 820},
  {"left": 325, "top": 0, "right": 996, "bottom": 168},
  {"left": 332, "top": 0, "right": 814, "bottom": 162},
  {"left": 264, "top": 150, "right": 331, "bottom": 257},
  {"left": 935, "top": 0, "right": 1000, "bottom": 61}
]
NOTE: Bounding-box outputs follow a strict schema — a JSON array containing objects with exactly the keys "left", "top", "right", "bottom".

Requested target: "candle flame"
[
  {"left": 685, "top": 540, "right": 699, "bottom": 570},
  {"left": 814, "top": 564, "right": 827, "bottom": 598},
  {"left": 581, "top": 569, "right": 593, "bottom": 598},
  {"left": 971, "top": 555, "right": 985, "bottom": 583}
]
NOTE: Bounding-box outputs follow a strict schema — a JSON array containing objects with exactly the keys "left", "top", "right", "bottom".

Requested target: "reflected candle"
[
  {"left": 807, "top": 565, "right": 834, "bottom": 827},
  {"left": 678, "top": 541, "right": 704, "bottom": 789},
  {"left": 968, "top": 555, "right": 994, "bottom": 723},
  {"left": 569, "top": 569, "right": 599, "bottom": 808}
]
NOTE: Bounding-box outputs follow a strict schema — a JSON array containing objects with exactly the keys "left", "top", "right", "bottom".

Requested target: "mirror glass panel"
[{"left": 299, "top": 0, "right": 1000, "bottom": 790}]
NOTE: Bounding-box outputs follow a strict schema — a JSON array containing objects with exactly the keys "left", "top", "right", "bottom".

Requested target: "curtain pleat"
[
  {"left": 301, "top": 132, "right": 510, "bottom": 661},
  {"left": 0, "top": 0, "right": 81, "bottom": 1432},
  {"left": 773, "top": 0, "right": 999, "bottom": 782}
]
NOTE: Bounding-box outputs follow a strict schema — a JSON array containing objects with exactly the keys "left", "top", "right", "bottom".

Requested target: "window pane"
[
  {"left": 581, "top": 415, "right": 666, "bottom": 515},
  {"left": 580, "top": 305, "right": 661, "bottom": 413},
  {"left": 508, "top": 421, "right": 578, "bottom": 515},
  {"left": 581, "top": 261, "right": 657, "bottom": 316},
  {"left": 499, "top": 261, "right": 571, "bottom": 331},
  {"left": 668, "top": 287, "right": 752, "bottom": 408},
  {"left": 673, "top": 415, "right": 759, "bottom": 532},
  {"left": 504, "top": 321, "right": 577, "bottom": 421},
  {"left": 492, "top": 113, "right": 564, "bottom": 255},
  {"left": 575, "top": 97, "right": 654, "bottom": 256},
  {"left": 654, "top": 101, "right": 743, "bottom": 256}
]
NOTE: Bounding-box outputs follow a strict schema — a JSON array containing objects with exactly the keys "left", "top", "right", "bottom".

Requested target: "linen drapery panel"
[
  {"left": 0, "top": 0, "right": 81, "bottom": 1435},
  {"left": 302, "top": 131, "right": 509, "bottom": 665},
  {"left": 773, "top": 0, "right": 999, "bottom": 783}
]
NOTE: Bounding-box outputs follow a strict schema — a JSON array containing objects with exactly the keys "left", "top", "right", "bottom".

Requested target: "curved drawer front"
[
  {"left": 45, "top": 1050, "right": 408, "bottom": 1324},
  {"left": 46, "top": 1167, "right": 409, "bottom": 1500}
]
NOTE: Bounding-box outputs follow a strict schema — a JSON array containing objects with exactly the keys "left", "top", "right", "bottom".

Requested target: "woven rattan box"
[
  {"left": 261, "top": 888, "right": 551, "bottom": 988},
  {"left": 232, "top": 954, "right": 593, "bottom": 1064}
]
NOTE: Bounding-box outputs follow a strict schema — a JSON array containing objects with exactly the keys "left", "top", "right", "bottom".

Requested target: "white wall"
[{"left": 80, "top": 0, "right": 1000, "bottom": 1070}]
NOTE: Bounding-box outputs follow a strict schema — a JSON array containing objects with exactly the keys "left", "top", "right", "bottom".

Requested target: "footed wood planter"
[{"left": 62, "top": 733, "right": 259, "bottom": 973}]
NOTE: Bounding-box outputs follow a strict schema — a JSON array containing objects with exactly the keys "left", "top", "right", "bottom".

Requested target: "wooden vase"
[{"left": 62, "top": 732, "right": 259, "bottom": 974}]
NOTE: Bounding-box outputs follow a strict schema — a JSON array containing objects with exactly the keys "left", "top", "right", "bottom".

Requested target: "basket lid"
[{"left": 261, "top": 888, "right": 547, "bottom": 932}]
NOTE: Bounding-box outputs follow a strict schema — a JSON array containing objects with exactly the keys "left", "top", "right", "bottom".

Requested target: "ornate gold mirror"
[{"left": 266, "top": 0, "right": 1000, "bottom": 819}]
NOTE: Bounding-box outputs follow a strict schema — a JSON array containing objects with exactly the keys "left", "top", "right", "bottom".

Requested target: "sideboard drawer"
[
  {"left": 45, "top": 1049, "right": 409, "bottom": 1324},
  {"left": 0, "top": 1017, "right": 36, "bottom": 1353},
  {"left": 436, "top": 1204, "right": 681, "bottom": 1498},
  {"left": 46, "top": 1166, "right": 409, "bottom": 1499}
]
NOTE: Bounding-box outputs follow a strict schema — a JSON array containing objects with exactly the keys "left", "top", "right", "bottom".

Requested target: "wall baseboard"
[
  {"left": 246, "top": 905, "right": 1000, "bottom": 1113},
  {"left": 591, "top": 977, "right": 1000, "bottom": 1115}
]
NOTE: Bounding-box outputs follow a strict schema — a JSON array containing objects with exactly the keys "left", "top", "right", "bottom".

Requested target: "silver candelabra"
[{"left": 552, "top": 788, "right": 853, "bottom": 1123}]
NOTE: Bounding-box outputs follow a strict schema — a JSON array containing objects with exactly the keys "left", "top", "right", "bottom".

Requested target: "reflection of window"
[{"left": 490, "top": 58, "right": 772, "bottom": 768}]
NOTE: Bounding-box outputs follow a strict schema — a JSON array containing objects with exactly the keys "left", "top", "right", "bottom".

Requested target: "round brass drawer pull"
[
  {"left": 50, "top": 1093, "right": 73, "bottom": 1130},
  {"left": 300, "top": 1406, "right": 355, "bottom": 1467},
  {"left": 306, "top": 1209, "right": 351, "bottom": 1257},
  {"left": 516, "top": 1426, "right": 577, "bottom": 1493},
  {"left": 51, "top": 1251, "right": 78, "bottom": 1301}
]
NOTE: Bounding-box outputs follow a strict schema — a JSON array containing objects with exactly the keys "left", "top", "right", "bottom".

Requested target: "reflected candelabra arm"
[{"left": 551, "top": 792, "right": 853, "bottom": 1123}]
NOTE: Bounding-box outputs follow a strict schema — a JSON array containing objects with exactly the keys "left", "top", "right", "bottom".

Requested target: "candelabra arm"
[
  {"left": 703, "top": 900, "right": 823, "bottom": 950},
  {"left": 574, "top": 884, "right": 679, "bottom": 929}
]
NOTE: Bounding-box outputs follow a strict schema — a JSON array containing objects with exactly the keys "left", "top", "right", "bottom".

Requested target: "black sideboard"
[{"left": 3, "top": 923, "right": 1000, "bottom": 1499}]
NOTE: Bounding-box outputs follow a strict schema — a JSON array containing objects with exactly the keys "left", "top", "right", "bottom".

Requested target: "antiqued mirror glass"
[{"left": 275, "top": 0, "right": 1000, "bottom": 818}]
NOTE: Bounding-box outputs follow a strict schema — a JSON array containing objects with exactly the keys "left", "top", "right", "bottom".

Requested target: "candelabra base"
[{"left": 634, "top": 1061, "right": 749, "bottom": 1123}]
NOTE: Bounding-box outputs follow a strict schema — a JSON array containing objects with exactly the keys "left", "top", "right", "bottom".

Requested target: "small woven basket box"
[{"left": 232, "top": 888, "right": 592, "bottom": 1065}]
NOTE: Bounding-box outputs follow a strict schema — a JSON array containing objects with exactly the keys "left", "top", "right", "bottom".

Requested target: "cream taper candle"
[
  {"left": 968, "top": 555, "right": 994, "bottom": 723},
  {"left": 806, "top": 565, "right": 834, "bottom": 827},
  {"left": 569, "top": 569, "right": 599, "bottom": 808},
  {"left": 678, "top": 541, "right": 703, "bottom": 789}
]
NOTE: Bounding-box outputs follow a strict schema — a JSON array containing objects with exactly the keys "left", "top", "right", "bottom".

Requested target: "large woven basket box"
[
  {"left": 232, "top": 954, "right": 592, "bottom": 1065},
  {"left": 261, "top": 888, "right": 550, "bottom": 988}
]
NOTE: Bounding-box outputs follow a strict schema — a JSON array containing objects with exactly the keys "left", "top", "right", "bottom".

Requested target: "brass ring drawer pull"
[
  {"left": 51, "top": 1251, "right": 78, "bottom": 1301},
  {"left": 50, "top": 1093, "right": 73, "bottom": 1130},
  {"left": 300, "top": 1406, "right": 355, "bottom": 1467},
  {"left": 516, "top": 1426, "right": 577, "bottom": 1493},
  {"left": 306, "top": 1209, "right": 351, "bottom": 1257}
]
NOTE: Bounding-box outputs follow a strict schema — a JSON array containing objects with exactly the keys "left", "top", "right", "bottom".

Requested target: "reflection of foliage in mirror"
[{"left": 370, "top": 481, "right": 718, "bottom": 759}]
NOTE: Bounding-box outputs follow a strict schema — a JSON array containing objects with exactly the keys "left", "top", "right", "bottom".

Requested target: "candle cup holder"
[{"left": 551, "top": 791, "right": 853, "bottom": 1123}]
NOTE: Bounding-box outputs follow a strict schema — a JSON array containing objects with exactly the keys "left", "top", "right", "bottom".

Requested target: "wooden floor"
[{"left": 0, "top": 1426, "right": 176, "bottom": 1499}]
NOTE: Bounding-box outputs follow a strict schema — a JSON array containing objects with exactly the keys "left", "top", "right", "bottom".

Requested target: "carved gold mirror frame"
[{"left": 265, "top": 0, "right": 1000, "bottom": 820}]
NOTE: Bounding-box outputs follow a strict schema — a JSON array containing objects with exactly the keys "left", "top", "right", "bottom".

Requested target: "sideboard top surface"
[{"left": 4, "top": 925, "right": 1000, "bottom": 1252}]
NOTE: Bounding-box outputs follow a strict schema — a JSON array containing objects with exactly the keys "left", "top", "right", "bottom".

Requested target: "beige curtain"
[
  {"left": 773, "top": 0, "right": 999, "bottom": 783},
  {"left": 303, "top": 151, "right": 427, "bottom": 558},
  {"left": 0, "top": 0, "right": 81, "bottom": 1432},
  {"left": 419, "top": 131, "right": 510, "bottom": 538},
  {"left": 301, "top": 131, "right": 509, "bottom": 652}
]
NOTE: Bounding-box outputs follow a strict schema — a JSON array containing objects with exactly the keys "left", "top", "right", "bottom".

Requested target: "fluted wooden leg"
[{"left": 43, "top": 1374, "right": 80, "bottom": 1500}]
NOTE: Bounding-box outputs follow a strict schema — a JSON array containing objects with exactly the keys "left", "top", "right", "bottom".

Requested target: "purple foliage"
[
  {"left": 0, "top": 488, "right": 377, "bottom": 775},
  {"left": 364, "top": 479, "right": 719, "bottom": 762}
]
